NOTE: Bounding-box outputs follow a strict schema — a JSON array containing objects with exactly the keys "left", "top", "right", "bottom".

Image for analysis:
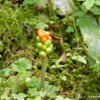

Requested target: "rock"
[{"left": 53, "top": 0, "right": 74, "bottom": 15}]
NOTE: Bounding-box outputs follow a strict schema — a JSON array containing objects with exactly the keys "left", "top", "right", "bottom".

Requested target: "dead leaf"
[{"left": 59, "top": 52, "right": 66, "bottom": 62}]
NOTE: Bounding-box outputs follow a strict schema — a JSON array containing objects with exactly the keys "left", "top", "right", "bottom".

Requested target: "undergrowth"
[{"left": 0, "top": 0, "right": 100, "bottom": 100}]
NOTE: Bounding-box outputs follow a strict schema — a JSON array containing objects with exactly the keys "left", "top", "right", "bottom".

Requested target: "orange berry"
[
  {"left": 44, "top": 32, "right": 50, "bottom": 38},
  {"left": 37, "top": 29, "right": 43, "bottom": 34},
  {"left": 48, "top": 36, "right": 52, "bottom": 41},
  {"left": 38, "top": 31, "right": 44, "bottom": 39},
  {"left": 41, "top": 37, "right": 47, "bottom": 43}
]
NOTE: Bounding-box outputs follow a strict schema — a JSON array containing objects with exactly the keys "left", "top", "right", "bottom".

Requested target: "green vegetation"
[{"left": 0, "top": 0, "right": 100, "bottom": 99}]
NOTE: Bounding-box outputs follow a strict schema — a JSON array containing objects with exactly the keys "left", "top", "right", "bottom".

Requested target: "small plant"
[{"left": 36, "top": 29, "right": 53, "bottom": 89}]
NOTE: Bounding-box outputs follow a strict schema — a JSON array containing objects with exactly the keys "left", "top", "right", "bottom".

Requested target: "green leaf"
[
  {"left": 90, "top": 6, "right": 100, "bottom": 15},
  {"left": 28, "top": 88, "right": 38, "bottom": 96},
  {"left": 95, "top": 0, "right": 100, "bottom": 5},
  {"left": 45, "top": 84, "right": 59, "bottom": 97},
  {"left": 61, "top": 76, "right": 67, "bottom": 81},
  {"left": 23, "top": 0, "right": 34, "bottom": 5},
  {"left": 72, "top": 55, "right": 77, "bottom": 60},
  {"left": 11, "top": 58, "right": 32, "bottom": 73},
  {"left": 26, "top": 77, "right": 40, "bottom": 89},
  {"left": 12, "top": 85, "right": 21, "bottom": 94},
  {"left": 72, "top": 55, "right": 87, "bottom": 64},
  {"left": 12, "top": 93, "right": 26, "bottom": 100},
  {"left": 23, "top": 0, "right": 47, "bottom": 7},
  {"left": 56, "top": 96, "right": 63, "bottom": 100},
  {"left": 36, "top": 0, "right": 47, "bottom": 8},
  {"left": 0, "top": 68, "right": 12, "bottom": 77},
  {"left": 1, "top": 88, "right": 11, "bottom": 100},
  {"left": 74, "top": 11, "right": 85, "bottom": 18},
  {"left": 1, "top": 95, "right": 11, "bottom": 100},
  {"left": 66, "top": 26, "right": 74, "bottom": 33},
  {"left": 83, "top": 0, "right": 95, "bottom": 10},
  {"left": 35, "top": 22, "right": 48, "bottom": 29},
  {"left": 77, "top": 55, "right": 87, "bottom": 64},
  {"left": 20, "top": 71, "right": 32, "bottom": 78},
  {"left": 34, "top": 96, "right": 41, "bottom": 100},
  {"left": 77, "top": 16, "right": 100, "bottom": 61}
]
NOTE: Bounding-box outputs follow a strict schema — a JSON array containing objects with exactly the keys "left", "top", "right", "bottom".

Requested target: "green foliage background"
[{"left": 0, "top": 0, "right": 100, "bottom": 99}]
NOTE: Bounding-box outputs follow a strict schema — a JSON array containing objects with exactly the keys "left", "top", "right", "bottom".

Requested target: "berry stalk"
[{"left": 41, "top": 57, "right": 48, "bottom": 89}]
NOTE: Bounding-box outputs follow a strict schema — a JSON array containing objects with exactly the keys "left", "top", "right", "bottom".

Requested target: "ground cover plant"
[{"left": 0, "top": 0, "right": 100, "bottom": 100}]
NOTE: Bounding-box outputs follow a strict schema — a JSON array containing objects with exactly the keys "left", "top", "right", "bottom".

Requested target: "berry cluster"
[{"left": 36, "top": 30, "right": 53, "bottom": 58}]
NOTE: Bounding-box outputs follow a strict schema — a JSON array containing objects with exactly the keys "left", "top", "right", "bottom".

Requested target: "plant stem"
[
  {"left": 41, "top": 57, "right": 48, "bottom": 90},
  {"left": 73, "top": 18, "right": 80, "bottom": 42}
]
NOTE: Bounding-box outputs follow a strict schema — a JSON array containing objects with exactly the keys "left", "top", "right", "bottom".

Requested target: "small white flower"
[{"left": 26, "top": 77, "right": 31, "bottom": 82}]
